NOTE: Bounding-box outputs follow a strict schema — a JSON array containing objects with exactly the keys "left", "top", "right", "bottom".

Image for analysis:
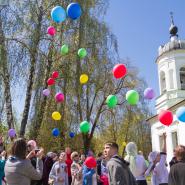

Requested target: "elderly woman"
[
  {"left": 168, "top": 145, "right": 185, "bottom": 185},
  {"left": 125, "top": 142, "right": 148, "bottom": 185},
  {"left": 5, "top": 138, "right": 43, "bottom": 185}
]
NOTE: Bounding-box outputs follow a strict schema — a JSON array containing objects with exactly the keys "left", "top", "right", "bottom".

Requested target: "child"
[{"left": 49, "top": 152, "right": 68, "bottom": 185}]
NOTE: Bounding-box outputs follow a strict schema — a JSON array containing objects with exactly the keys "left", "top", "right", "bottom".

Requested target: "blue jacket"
[{"left": 82, "top": 165, "right": 95, "bottom": 185}]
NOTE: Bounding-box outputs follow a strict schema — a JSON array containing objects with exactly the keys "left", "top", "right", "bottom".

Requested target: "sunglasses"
[{"left": 27, "top": 145, "right": 32, "bottom": 148}]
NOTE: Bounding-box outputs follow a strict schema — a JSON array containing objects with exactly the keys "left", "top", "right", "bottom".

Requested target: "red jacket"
[{"left": 65, "top": 153, "right": 72, "bottom": 177}]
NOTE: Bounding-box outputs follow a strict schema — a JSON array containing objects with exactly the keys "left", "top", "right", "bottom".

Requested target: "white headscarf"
[
  {"left": 125, "top": 142, "right": 138, "bottom": 173},
  {"left": 148, "top": 151, "right": 159, "bottom": 163}
]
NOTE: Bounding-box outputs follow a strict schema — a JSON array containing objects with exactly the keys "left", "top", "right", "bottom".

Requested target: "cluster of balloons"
[
  {"left": 52, "top": 128, "right": 75, "bottom": 138},
  {"left": 106, "top": 63, "right": 156, "bottom": 109},
  {"left": 48, "top": 3, "right": 82, "bottom": 36},
  {"left": 158, "top": 106, "right": 185, "bottom": 126},
  {"left": 106, "top": 63, "right": 140, "bottom": 108}
]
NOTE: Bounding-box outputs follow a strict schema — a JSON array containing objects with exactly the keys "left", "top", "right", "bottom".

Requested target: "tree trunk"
[
  {"left": 31, "top": 47, "right": 53, "bottom": 139},
  {"left": 0, "top": 11, "right": 14, "bottom": 129},
  {"left": 19, "top": 7, "right": 43, "bottom": 137}
]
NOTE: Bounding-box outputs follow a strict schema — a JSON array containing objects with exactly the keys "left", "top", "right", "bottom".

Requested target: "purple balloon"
[
  {"left": 55, "top": 92, "right": 64, "bottom": 103},
  {"left": 8, "top": 129, "right": 16, "bottom": 138},
  {"left": 43, "top": 89, "right": 50, "bottom": 96},
  {"left": 144, "top": 88, "right": 155, "bottom": 100}
]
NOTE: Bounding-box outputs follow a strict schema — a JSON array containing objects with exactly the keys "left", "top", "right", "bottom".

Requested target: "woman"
[
  {"left": 168, "top": 145, "right": 185, "bottom": 185},
  {"left": 71, "top": 152, "right": 82, "bottom": 185},
  {"left": 145, "top": 133, "right": 168, "bottom": 185},
  {"left": 42, "top": 152, "right": 58, "bottom": 185},
  {"left": 49, "top": 151, "right": 68, "bottom": 185},
  {"left": 125, "top": 142, "right": 148, "bottom": 185},
  {"left": 5, "top": 138, "right": 43, "bottom": 185}
]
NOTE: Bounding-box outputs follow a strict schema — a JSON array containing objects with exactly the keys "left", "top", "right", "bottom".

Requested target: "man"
[
  {"left": 27, "top": 140, "right": 44, "bottom": 185},
  {"left": 104, "top": 141, "right": 136, "bottom": 185}
]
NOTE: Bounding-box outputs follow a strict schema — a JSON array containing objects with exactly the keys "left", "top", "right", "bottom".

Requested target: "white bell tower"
[{"left": 156, "top": 13, "right": 185, "bottom": 113}]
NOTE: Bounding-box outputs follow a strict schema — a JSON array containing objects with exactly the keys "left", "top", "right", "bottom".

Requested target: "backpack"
[{"left": 112, "top": 156, "right": 137, "bottom": 185}]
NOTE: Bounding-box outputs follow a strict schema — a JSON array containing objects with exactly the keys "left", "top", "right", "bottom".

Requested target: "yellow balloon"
[
  {"left": 80, "top": 74, "right": 88, "bottom": 84},
  {"left": 52, "top": 111, "right": 61, "bottom": 121},
  {"left": 122, "top": 141, "right": 127, "bottom": 147}
]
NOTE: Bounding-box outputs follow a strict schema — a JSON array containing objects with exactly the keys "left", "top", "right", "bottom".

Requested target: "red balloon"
[
  {"left": 84, "top": 157, "right": 97, "bottom": 168},
  {"left": 158, "top": 110, "right": 173, "bottom": 126},
  {"left": 113, "top": 64, "right": 127, "bottom": 79},
  {"left": 52, "top": 71, "right": 59, "bottom": 79},
  {"left": 47, "top": 78, "right": 55, "bottom": 86}
]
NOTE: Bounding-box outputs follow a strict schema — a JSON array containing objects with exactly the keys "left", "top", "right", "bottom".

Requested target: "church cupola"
[{"left": 155, "top": 13, "right": 185, "bottom": 113}]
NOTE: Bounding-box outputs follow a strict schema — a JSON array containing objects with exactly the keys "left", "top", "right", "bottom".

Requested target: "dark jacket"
[
  {"left": 169, "top": 161, "right": 185, "bottom": 185},
  {"left": 107, "top": 156, "right": 136, "bottom": 185},
  {"left": 31, "top": 156, "right": 45, "bottom": 185},
  {"left": 42, "top": 156, "right": 55, "bottom": 185}
]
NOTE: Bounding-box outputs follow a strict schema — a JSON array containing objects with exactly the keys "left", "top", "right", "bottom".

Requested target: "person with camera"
[
  {"left": 27, "top": 140, "right": 44, "bottom": 185},
  {"left": 5, "top": 138, "right": 43, "bottom": 185}
]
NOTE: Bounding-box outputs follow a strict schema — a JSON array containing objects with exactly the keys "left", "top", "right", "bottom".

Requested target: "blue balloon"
[
  {"left": 67, "top": 3, "right": 82, "bottom": 20},
  {"left": 69, "top": 132, "right": 75, "bottom": 138},
  {"left": 51, "top": 6, "right": 66, "bottom": 23},
  {"left": 176, "top": 106, "right": 185, "bottom": 122},
  {"left": 52, "top": 128, "right": 60, "bottom": 137}
]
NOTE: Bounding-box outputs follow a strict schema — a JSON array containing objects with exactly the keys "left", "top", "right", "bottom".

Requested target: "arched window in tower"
[
  {"left": 180, "top": 67, "right": 185, "bottom": 90},
  {"left": 160, "top": 71, "right": 166, "bottom": 93},
  {"left": 169, "top": 69, "right": 174, "bottom": 89}
]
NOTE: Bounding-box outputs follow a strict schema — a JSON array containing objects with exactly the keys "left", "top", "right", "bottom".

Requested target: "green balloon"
[
  {"left": 78, "top": 48, "right": 87, "bottom": 58},
  {"left": 80, "top": 121, "right": 90, "bottom": 133},
  {"left": 126, "top": 90, "right": 139, "bottom": 105},
  {"left": 61, "top": 44, "right": 69, "bottom": 55},
  {"left": 106, "top": 95, "right": 118, "bottom": 108}
]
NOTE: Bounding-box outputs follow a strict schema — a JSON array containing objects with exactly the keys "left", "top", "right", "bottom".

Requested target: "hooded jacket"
[{"left": 107, "top": 156, "right": 136, "bottom": 185}]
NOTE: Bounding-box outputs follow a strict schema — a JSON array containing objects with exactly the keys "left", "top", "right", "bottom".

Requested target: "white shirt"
[
  {"left": 151, "top": 154, "right": 168, "bottom": 185},
  {"left": 125, "top": 155, "right": 147, "bottom": 181}
]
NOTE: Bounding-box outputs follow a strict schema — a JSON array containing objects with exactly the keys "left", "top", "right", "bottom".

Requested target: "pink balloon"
[
  {"left": 43, "top": 89, "right": 50, "bottom": 96},
  {"left": 47, "top": 26, "right": 56, "bottom": 36},
  {"left": 55, "top": 93, "right": 64, "bottom": 103}
]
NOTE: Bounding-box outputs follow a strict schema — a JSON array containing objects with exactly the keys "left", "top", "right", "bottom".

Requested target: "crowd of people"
[{"left": 0, "top": 133, "right": 185, "bottom": 185}]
